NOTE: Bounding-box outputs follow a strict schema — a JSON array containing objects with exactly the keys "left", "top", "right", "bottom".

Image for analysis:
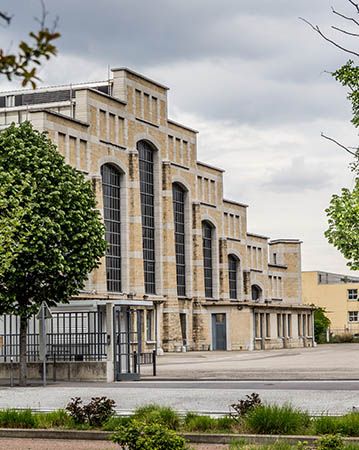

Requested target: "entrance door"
[
  {"left": 212, "top": 313, "right": 227, "bottom": 350},
  {"left": 114, "top": 306, "right": 141, "bottom": 381}
]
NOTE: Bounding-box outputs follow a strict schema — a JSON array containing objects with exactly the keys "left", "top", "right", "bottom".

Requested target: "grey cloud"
[{"left": 262, "top": 157, "right": 333, "bottom": 192}]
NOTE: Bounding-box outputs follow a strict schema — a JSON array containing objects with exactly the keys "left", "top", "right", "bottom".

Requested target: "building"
[
  {"left": 0, "top": 68, "right": 314, "bottom": 381},
  {"left": 303, "top": 271, "right": 359, "bottom": 336}
]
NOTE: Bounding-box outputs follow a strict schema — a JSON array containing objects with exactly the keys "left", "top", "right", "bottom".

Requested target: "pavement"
[
  {"left": 0, "top": 344, "right": 358, "bottom": 415},
  {"left": 141, "top": 344, "right": 359, "bottom": 380}
]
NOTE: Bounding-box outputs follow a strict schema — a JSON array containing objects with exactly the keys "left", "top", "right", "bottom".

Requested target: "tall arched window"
[
  {"left": 101, "top": 164, "right": 121, "bottom": 292},
  {"left": 228, "top": 255, "right": 239, "bottom": 299},
  {"left": 202, "top": 221, "right": 214, "bottom": 298},
  {"left": 137, "top": 140, "right": 156, "bottom": 294},
  {"left": 251, "top": 284, "right": 262, "bottom": 301},
  {"left": 173, "top": 183, "right": 186, "bottom": 297}
]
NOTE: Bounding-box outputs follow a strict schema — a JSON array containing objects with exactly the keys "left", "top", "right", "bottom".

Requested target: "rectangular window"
[
  {"left": 348, "top": 289, "right": 358, "bottom": 301},
  {"left": 5, "top": 95, "right": 15, "bottom": 107},
  {"left": 349, "top": 311, "right": 359, "bottom": 323},
  {"left": 202, "top": 222, "right": 213, "bottom": 298},
  {"left": 266, "top": 313, "right": 271, "bottom": 338},
  {"left": 173, "top": 184, "right": 186, "bottom": 297},
  {"left": 273, "top": 253, "right": 277, "bottom": 265},
  {"left": 146, "top": 310, "right": 154, "bottom": 341},
  {"left": 277, "top": 314, "right": 282, "bottom": 337}
]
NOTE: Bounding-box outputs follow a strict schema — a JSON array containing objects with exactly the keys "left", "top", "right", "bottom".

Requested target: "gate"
[{"left": 114, "top": 306, "right": 142, "bottom": 381}]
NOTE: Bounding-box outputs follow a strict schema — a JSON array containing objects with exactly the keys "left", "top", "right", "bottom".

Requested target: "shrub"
[
  {"left": 102, "top": 415, "right": 132, "bottom": 431},
  {"left": 111, "top": 420, "right": 188, "bottom": 450},
  {"left": 245, "top": 404, "right": 310, "bottom": 435},
  {"left": 330, "top": 333, "right": 354, "bottom": 344},
  {"left": 34, "top": 409, "right": 74, "bottom": 429},
  {"left": 230, "top": 393, "right": 262, "bottom": 421},
  {"left": 0, "top": 409, "right": 36, "bottom": 428},
  {"left": 184, "top": 413, "right": 234, "bottom": 433},
  {"left": 314, "top": 413, "right": 359, "bottom": 437},
  {"left": 66, "top": 396, "right": 116, "bottom": 427},
  {"left": 133, "top": 404, "right": 181, "bottom": 430},
  {"left": 317, "top": 434, "right": 344, "bottom": 450}
]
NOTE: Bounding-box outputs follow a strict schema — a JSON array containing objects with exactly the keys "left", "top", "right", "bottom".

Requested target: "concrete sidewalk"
[{"left": 141, "top": 344, "right": 359, "bottom": 380}]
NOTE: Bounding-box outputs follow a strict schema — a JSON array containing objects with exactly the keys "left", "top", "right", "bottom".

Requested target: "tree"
[
  {"left": 0, "top": 122, "right": 107, "bottom": 385},
  {"left": 314, "top": 307, "right": 331, "bottom": 344},
  {"left": 0, "top": 3, "right": 60, "bottom": 88},
  {"left": 301, "top": 1, "right": 359, "bottom": 270}
]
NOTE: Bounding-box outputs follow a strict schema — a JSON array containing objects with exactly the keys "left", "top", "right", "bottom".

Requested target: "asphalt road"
[{"left": 0, "top": 380, "right": 358, "bottom": 416}]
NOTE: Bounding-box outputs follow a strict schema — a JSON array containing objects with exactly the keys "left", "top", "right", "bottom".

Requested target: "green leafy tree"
[
  {"left": 314, "top": 307, "right": 331, "bottom": 343},
  {"left": 301, "top": 1, "right": 359, "bottom": 270},
  {"left": 0, "top": 5, "right": 60, "bottom": 88},
  {"left": 0, "top": 122, "right": 107, "bottom": 385}
]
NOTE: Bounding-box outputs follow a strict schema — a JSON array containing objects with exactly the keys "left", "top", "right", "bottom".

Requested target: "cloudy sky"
[{"left": 0, "top": 0, "right": 358, "bottom": 276}]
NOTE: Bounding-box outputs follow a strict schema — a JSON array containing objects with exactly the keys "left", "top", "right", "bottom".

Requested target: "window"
[
  {"left": 202, "top": 221, "right": 213, "bottom": 298},
  {"left": 173, "top": 183, "right": 186, "bottom": 296},
  {"left": 349, "top": 311, "right": 359, "bottom": 323},
  {"left": 273, "top": 253, "right": 277, "bottom": 265},
  {"left": 277, "top": 314, "right": 282, "bottom": 337},
  {"left": 146, "top": 310, "right": 154, "bottom": 341},
  {"left": 138, "top": 140, "right": 156, "bottom": 294},
  {"left": 348, "top": 289, "right": 358, "bottom": 301},
  {"left": 228, "top": 255, "right": 238, "bottom": 299},
  {"left": 266, "top": 313, "right": 271, "bottom": 338},
  {"left": 5, "top": 95, "right": 15, "bottom": 107},
  {"left": 251, "top": 285, "right": 262, "bottom": 301},
  {"left": 101, "top": 164, "right": 121, "bottom": 292}
]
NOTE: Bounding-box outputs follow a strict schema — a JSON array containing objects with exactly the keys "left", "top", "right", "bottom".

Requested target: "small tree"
[
  {"left": 314, "top": 307, "right": 331, "bottom": 343},
  {"left": 0, "top": 122, "right": 107, "bottom": 385}
]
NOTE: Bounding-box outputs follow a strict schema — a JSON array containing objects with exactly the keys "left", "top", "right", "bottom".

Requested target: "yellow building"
[
  {"left": 0, "top": 67, "right": 315, "bottom": 381},
  {"left": 303, "top": 271, "right": 359, "bottom": 335}
]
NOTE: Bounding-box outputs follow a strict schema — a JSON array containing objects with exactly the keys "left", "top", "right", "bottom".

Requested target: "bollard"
[
  {"left": 152, "top": 349, "right": 157, "bottom": 377},
  {"left": 10, "top": 357, "right": 14, "bottom": 387}
]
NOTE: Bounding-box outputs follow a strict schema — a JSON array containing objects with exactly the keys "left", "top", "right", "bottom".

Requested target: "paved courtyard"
[{"left": 142, "top": 344, "right": 359, "bottom": 380}]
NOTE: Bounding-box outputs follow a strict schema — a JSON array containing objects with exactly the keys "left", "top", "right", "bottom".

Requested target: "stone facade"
[{"left": 0, "top": 67, "right": 315, "bottom": 367}]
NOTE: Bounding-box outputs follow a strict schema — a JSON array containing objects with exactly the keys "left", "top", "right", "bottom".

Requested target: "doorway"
[{"left": 212, "top": 313, "right": 227, "bottom": 350}]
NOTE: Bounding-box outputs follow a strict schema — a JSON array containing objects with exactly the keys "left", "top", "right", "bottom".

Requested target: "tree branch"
[
  {"left": 348, "top": 0, "right": 359, "bottom": 15},
  {"left": 332, "top": 7, "right": 359, "bottom": 27},
  {"left": 321, "top": 133, "right": 358, "bottom": 156},
  {"left": 332, "top": 25, "right": 359, "bottom": 37},
  {"left": 299, "top": 17, "right": 359, "bottom": 57},
  {"left": 0, "top": 11, "right": 12, "bottom": 25}
]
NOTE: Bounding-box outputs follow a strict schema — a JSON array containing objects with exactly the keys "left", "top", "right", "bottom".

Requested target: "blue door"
[{"left": 212, "top": 313, "right": 227, "bottom": 350}]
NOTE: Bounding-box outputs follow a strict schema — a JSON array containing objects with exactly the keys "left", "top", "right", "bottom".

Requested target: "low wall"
[{"left": 0, "top": 361, "right": 107, "bottom": 381}]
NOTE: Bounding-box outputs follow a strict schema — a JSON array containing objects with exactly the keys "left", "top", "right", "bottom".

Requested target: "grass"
[
  {"left": 313, "top": 413, "right": 359, "bottom": 437},
  {"left": 244, "top": 404, "right": 311, "bottom": 435},
  {"left": 102, "top": 415, "right": 132, "bottom": 431},
  {"left": 132, "top": 404, "right": 181, "bottom": 430},
  {"left": 184, "top": 412, "right": 234, "bottom": 433},
  {"left": 0, "top": 409, "right": 37, "bottom": 428},
  {"left": 34, "top": 409, "right": 75, "bottom": 429}
]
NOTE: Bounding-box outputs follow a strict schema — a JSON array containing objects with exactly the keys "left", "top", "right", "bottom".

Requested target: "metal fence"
[{"left": 0, "top": 311, "right": 107, "bottom": 362}]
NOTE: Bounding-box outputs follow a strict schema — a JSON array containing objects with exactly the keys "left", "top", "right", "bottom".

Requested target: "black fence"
[{"left": 0, "top": 311, "right": 107, "bottom": 363}]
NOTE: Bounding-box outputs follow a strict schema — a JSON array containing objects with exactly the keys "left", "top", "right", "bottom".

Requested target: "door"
[
  {"left": 114, "top": 306, "right": 141, "bottom": 381},
  {"left": 212, "top": 313, "right": 227, "bottom": 350}
]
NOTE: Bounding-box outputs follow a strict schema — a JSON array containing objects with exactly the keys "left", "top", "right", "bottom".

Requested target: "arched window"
[
  {"left": 173, "top": 183, "right": 186, "bottom": 297},
  {"left": 137, "top": 140, "right": 156, "bottom": 294},
  {"left": 251, "top": 284, "right": 262, "bottom": 301},
  {"left": 202, "top": 221, "right": 214, "bottom": 298},
  {"left": 101, "top": 164, "right": 121, "bottom": 292},
  {"left": 228, "top": 255, "right": 239, "bottom": 299}
]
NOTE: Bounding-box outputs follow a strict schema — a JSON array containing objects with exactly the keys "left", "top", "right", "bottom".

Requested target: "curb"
[{"left": 0, "top": 429, "right": 359, "bottom": 444}]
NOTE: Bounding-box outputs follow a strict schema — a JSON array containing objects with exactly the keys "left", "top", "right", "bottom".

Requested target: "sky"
[{"left": 0, "top": 0, "right": 358, "bottom": 276}]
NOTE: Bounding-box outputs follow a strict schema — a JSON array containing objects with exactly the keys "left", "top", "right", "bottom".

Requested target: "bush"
[
  {"left": 111, "top": 420, "right": 188, "bottom": 450},
  {"left": 66, "top": 397, "right": 116, "bottom": 427},
  {"left": 330, "top": 333, "right": 354, "bottom": 343},
  {"left": 245, "top": 404, "right": 310, "bottom": 435},
  {"left": 314, "top": 413, "right": 359, "bottom": 437},
  {"left": 34, "top": 409, "right": 74, "bottom": 429},
  {"left": 102, "top": 415, "right": 132, "bottom": 431},
  {"left": 184, "top": 412, "right": 234, "bottom": 433},
  {"left": 0, "top": 409, "right": 36, "bottom": 428},
  {"left": 132, "top": 404, "right": 180, "bottom": 430},
  {"left": 317, "top": 434, "right": 344, "bottom": 450},
  {"left": 230, "top": 393, "right": 262, "bottom": 421}
]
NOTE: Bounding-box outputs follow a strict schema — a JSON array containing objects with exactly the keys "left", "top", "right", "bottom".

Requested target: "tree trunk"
[{"left": 19, "top": 316, "right": 27, "bottom": 386}]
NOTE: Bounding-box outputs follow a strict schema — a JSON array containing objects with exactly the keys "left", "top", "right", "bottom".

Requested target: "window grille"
[
  {"left": 228, "top": 255, "right": 238, "bottom": 299},
  {"left": 101, "top": 164, "right": 121, "bottom": 292},
  {"left": 202, "top": 221, "right": 213, "bottom": 298},
  {"left": 348, "top": 289, "right": 358, "bottom": 301},
  {"left": 138, "top": 141, "right": 156, "bottom": 294},
  {"left": 349, "top": 311, "right": 359, "bottom": 322},
  {"left": 173, "top": 183, "right": 186, "bottom": 296}
]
